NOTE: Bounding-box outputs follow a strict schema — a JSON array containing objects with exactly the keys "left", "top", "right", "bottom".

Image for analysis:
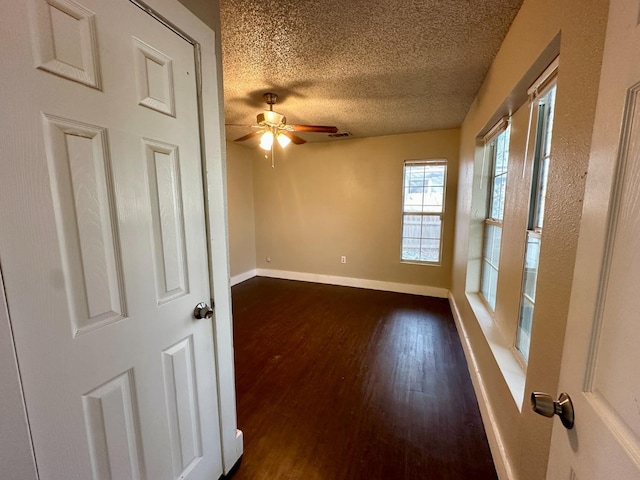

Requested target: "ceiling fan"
[{"left": 230, "top": 93, "right": 339, "bottom": 150}]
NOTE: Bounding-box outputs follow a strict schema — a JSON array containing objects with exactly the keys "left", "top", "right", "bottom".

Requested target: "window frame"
[
  {"left": 529, "top": 88, "right": 555, "bottom": 233},
  {"left": 400, "top": 159, "right": 447, "bottom": 266},
  {"left": 515, "top": 65, "right": 558, "bottom": 362},
  {"left": 479, "top": 120, "right": 511, "bottom": 312}
]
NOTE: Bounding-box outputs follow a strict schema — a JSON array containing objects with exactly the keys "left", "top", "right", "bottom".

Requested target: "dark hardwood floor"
[{"left": 230, "top": 277, "right": 497, "bottom": 479}]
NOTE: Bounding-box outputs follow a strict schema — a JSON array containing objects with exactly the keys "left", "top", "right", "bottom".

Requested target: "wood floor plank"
[{"left": 230, "top": 277, "right": 497, "bottom": 479}]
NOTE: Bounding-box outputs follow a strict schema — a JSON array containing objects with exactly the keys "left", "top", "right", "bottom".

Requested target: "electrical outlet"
[
  {"left": 266, "top": 256, "right": 271, "bottom": 262},
  {"left": 341, "top": 256, "right": 347, "bottom": 264}
]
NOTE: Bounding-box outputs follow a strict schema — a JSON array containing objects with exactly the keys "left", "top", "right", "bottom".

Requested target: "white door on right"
[{"left": 547, "top": 0, "right": 640, "bottom": 478}]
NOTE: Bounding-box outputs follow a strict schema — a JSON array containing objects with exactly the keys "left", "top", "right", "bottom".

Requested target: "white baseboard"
[
  {"left": 256, "top": 268, "right": 449, "bottom": 298},
  {"left": 230, "top": 269, "right": 257, "bottom": 287},
  {"left": 448, "top": 293, "right": 514, "bottom": 480}
]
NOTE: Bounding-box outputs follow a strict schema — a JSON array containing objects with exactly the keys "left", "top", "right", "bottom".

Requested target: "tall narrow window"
[
  {"left": 401, "top": 160, "right": 446, "bottom": 264},
  {"left": 516, "top": 64, "right": 558, "bottom": 362},
  {"left": 480, "top": 122, "right": 510, "bottom": 311}
]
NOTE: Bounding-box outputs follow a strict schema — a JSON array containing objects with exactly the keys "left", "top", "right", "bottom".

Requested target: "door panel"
[
  {"left": 587, "top": 80, "right": 640, "bottom": 459},
  {"left": 42, "top": 114, "right": 126, "bottom": 335},
  {"left": 30, "top": 0, "right": 102, "bottom": 89},
  {"left": 1, "top": 1, "right": 222, "bottom": 479},
  {"left": 162, "top": 335, "right": 203, "bottom": 478},
  {"left": 83, "top": 370, "right": 145, "bottom": 480},
  {"left": 144, "top": 138, "right": 189, "bottom": 304},
  {"left": 547, "top": 0, "right": 640, "bottom": 477},
  {"left": 133, "top": 37, "right": 176, "bottom": 116}
]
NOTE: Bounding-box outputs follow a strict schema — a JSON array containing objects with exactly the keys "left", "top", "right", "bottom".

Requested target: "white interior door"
[
  {"left": 546, "top": 0, "right": 640, "bottom": 478},
  {"left": 0, "top": 1, "right": 223, "bottom": 479}
]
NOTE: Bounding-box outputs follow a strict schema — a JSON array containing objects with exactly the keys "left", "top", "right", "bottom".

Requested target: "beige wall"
[
  {"left": 246, "top": 129, "right": 459, "bottom": 289},
  {"left": 226, "top": 141, "right": 258, "bottom": 278},
  {"left": 451, "top": 0, "right": 609, "bottom": 478},
  {"left": 178, "top": 0, "right": 219, "bottom": 33}
]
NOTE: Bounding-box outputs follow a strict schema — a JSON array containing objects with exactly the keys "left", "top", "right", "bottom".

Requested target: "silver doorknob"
[
  {"left": 193, "top": 302, "right": 214, "bottom": 319},
  {"left": 531, "top": 391, "right": 574, "bottom": 429}
]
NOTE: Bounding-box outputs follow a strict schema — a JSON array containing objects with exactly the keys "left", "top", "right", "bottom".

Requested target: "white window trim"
[
  {"left": 515, "top": 64, "right": 558, "bottom": 362},
  {"left": 479, "top": 122, "right": 510, "bottom": 312},
  {"left": 465, "top": 292, "right": 526, "bottom": 406},
  {"left": 400, "top": 159, "right": 447, "bottom": 266},
  {"left": 527, "top": 57, "right": 559, "bottom": 99},
  {"left": 463, "top": 57, "right": 561, "bottom": 412}
]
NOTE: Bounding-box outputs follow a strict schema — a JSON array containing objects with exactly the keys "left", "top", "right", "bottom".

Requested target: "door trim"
[
  {"left": 130, "top": 0, "right": 244, "bottom": 473},
  {"left": 117, "top": 0, "right": 244, "bottom": 473}
]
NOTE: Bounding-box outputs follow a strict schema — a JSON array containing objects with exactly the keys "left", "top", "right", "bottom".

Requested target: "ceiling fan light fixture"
[
  {"left": 258, "top": 110, "right": 286, "bottom": 127},
  {"left": 277, "top": 132, "right": 291, "bottom": 148},
  {"left": 259, "top": 130, "right": 274, "bottom": 150},
  {"left": 231, "top": 92, "right": 338, "bottom": 156}
]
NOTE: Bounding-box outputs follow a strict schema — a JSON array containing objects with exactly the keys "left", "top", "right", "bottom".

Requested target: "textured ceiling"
[{"left": 220, "top": 0, "right": 523, "bottom": 145}]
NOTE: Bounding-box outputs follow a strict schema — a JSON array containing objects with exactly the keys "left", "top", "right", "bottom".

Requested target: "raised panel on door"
[
  {"left": 162, "top": 336, "right": 203, "bottom": 478},
  {"left": 29, "top": 0, "right": 102, "bottom": 88},
  {"left": 42, "top": 114, "right": 127, "bottom": 336},
  {"left": 82, "top": 370, "right": 145, "bottom": 480},
  {"left": 143, "top": 137, "right": 189, "bottom": 305},
  {"left": 133, "top": 37, "right": 176, "bottom": 116},
  {"left": 582, "top": 80, "right": 640, "bottom": 467}
]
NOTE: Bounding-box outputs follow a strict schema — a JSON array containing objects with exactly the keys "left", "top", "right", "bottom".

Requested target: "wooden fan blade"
[
  {"left": 226, "top": 124, "right": 264, "bottom": 130},
  {"left": 234, "top": 131, "right": 262, "bottom": 142},
  {"left": 283, "top": 131, "right": 306, "bottom": 145},
  {"left": 290, "top": 124, "right": 339, "bottom": 134}
]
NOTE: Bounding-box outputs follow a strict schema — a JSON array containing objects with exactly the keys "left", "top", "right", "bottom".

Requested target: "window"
[
  {"left": 401, "top": 160, "right": 446, "bottom": 264},
  {"left": 515, "top": 70, "right": 557, "bottom": 362},
  {"left": 480, "top": 122, "right": 511, "bottom": 311}
]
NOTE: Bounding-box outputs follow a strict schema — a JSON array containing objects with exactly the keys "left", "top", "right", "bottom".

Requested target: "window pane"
[
  {"left": 490, "top": 225, "right": 502, "bottom": 267},
  {"left": 481, "top": 260, "right": 491, "bottom": 299},
  {"left": 516, "top": 297, "right": 535, "bottom": 361},
  {"left": 488, "top": 127, "right": 510, "bottom": 221},
  {"left": 494, "top": 132, "right": 509, "bottom": 176},
  {"left": 419, "top": 237, "right": 440, "bottom": 263},
  {"left": 522, "top": 235, "right": 540, "bottom": 300},
  {"left": 490, "top": 173, "right": 507, "bottom": 220},
  {"left": 402, "top": 215, "right": 421, "bottom": 238},
  {"left": 481, "top": 223, "right": 502, "bottom": 312},
  {"left": 406, "top": 166, "right": 424, "bottom": 186},
  {"left": 403, "top": 187, "right": 423, "bottom": 212},
  {"left": 532, "top": 85, "right": 556, "bottom": 230},
  {"left": 481, "top": 260, "right": 497, "bottom": 311},
  {"left": 543, "top": 88, "right": 556, "bottom": 158},
  {"left": 420, "top": 215, "right": 441, "bottom": 239},
  {"left": 483, "top": 224, "right": 502, "bottom": 268},
  {"left": 403, "top": 165, "right": 445, "bottom": 214},
  {"left": 402, "top": 247, "right": 420, "bottom": 261},
  {"left": 516, "top": 235, "right": 540, "bottom": 361},
  {"left": 534, "top": 156, "right": 549, "bottom": 229},
  {"left": 423, "top": 186, "right": 444, "bottom": 213},
  {"left": 401, "top": 214, "right": 442, "bottom": 263},
  {"left": 426, "top": 166, "right": 445, "bottom": 186}
]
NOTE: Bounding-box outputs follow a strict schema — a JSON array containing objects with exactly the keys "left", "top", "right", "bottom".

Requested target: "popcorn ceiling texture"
[{"left": 220, "top": 0, "right": 523, "bottom": 143}]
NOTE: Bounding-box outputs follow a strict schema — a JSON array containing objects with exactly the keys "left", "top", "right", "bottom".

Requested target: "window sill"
[
  {"left": 465, "top": 293, "right": 526, "bottom": 411},
  {"left": 400, "top": 260, "right": 441, "bottom": 267}
]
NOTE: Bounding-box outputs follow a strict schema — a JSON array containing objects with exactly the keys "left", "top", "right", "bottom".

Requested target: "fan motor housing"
[{"left": 258, "top": 110, "right": 286, "bottom": 127}]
